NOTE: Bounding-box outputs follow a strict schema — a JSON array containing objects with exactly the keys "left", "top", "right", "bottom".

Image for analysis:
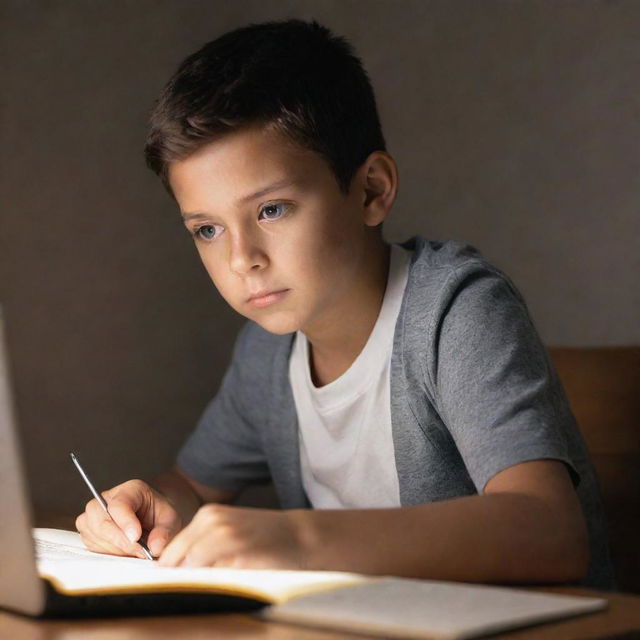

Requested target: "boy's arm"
[
  {"left": 158, "top": 458, "right": 589, "bottom": 583},
  {"left": 294, "top": 458, "right": 589, "bottom": 583}
]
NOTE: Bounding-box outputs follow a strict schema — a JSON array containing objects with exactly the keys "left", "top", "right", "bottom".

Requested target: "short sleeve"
[
  {"left": 176, "top": 323, "right": 272, "bottom": 491},
  {"left": 434, "top": 267, "right": 580, "bottom": 494}
]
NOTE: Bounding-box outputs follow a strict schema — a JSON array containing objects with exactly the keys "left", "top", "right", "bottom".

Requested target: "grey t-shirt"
[{"left": 177, "top": 236, "right": 616, "bottom": 590}]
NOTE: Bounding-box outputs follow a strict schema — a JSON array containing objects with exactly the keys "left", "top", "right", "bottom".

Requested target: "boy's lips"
[{"left": 246, "top": 288, "right": 290, "bottom": 308}]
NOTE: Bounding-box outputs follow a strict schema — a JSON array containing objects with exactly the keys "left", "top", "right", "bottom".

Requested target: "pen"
[{"left": 69, "top": 451, "right": 154, "bottom": 560}]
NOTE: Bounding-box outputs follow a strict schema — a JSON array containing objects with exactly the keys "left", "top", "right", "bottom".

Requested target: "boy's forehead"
[
  {"left": 169, "top": 125, "right": 331, "bottom": 201},
  {"left": 177, "top": 125, "right": 319, "bottom": 178}
]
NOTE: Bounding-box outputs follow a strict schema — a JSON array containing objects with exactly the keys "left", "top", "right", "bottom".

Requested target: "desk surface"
[{"left": 1, "top": 587, "right": 639, "bottom": 640}]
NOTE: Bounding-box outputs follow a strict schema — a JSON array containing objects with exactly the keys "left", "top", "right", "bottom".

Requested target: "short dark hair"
[{"left": 143, "top": 19, "right": 386, "bottom": 196}]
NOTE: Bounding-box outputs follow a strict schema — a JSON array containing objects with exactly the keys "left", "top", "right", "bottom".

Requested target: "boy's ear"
[{"left": 358, "top": 151, "right": 398, "bottom": 227}]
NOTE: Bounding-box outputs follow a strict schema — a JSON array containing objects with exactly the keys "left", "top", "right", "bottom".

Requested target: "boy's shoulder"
[
  {"left": 403, "top": 235, "right": 494, "bottom": 274},
  {"left": 402, "top": 235, "right": 513, "bottom": 300},
  {"left": 400, "top": 236, "right": 529, "bottom": 349}
]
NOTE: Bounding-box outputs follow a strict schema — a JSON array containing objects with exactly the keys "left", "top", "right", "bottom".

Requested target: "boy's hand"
[
  {"left": 75, "top": 479, "right": 182, "bottom": 559},
  {"left": 157, "top": 504, "right": 305, "bottom": 569}
]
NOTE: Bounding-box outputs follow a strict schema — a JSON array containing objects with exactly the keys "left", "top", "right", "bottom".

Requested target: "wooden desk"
[{"left": 1, "top": 587, "right": 639, "bottom": 640}]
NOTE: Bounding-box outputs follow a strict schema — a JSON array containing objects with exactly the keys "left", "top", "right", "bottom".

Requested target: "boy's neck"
[{"left": 305, "top": 239, "right": 391, "bottom": 387}]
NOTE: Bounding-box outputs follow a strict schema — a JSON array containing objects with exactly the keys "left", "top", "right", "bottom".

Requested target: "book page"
[
  {"left": 35, "top": 528, "right": 146, "bottom": 564},
  {"left": 34, "top": 528, "right": 365, "bottom": 604}
]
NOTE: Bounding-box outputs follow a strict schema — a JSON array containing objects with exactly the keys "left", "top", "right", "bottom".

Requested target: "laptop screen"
[{"left": 0, "top": 308, "right": 46, "bottom": 615}]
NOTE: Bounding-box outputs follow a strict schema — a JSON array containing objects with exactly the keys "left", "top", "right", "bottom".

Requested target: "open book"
[
  {"left": 35, "top": 528, "right": 607, "bottom": 638},
  {"left": 35, "top": 528, "right": 364, "bottom": 608}
]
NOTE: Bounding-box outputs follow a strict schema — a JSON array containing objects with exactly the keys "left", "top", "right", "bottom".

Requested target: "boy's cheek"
[{"left": 197, "top": 260, "right": 230, "bottom": 297}]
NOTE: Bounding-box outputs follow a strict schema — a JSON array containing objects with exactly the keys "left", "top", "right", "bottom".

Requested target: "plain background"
[{"left": 1, "top": 0, "right": 638, "bottom": 517}]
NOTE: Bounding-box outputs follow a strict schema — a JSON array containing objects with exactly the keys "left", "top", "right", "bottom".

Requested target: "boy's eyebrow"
[
  {"left": 239, "top": 178, "right": 297, "bottom": 204},
  {"left": 181, "top": 179, "right": 298, "bottom": 221}
]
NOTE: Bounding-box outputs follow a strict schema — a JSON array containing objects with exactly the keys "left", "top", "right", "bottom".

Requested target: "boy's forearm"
[{"left": 291, "top": 493, "right": 588, "bottom": 584}]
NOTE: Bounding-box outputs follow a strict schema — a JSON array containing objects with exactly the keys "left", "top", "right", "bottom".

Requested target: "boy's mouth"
[{"left": 246, "top": 289, "right": 290, "bottom": 308}]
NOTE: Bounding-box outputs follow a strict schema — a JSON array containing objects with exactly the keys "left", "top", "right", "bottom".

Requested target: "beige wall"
[{"left": 1, "top": 1, "right": 638, "bottom": 516}]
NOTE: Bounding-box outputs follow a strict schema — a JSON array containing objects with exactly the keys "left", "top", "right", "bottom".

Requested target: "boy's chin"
[{"left": 246, "top": 314, "right": 300, "bottom": 336}]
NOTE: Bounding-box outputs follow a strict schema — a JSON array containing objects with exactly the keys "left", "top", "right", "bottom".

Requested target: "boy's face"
[{"left": 168, "top": 125, "right": 379, "bottom": 336}]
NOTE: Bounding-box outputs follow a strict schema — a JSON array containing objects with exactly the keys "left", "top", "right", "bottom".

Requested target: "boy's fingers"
[
  {"left": 75, "top": 511, "right": 87, "bottom": 534},
  {"left": 96, "top": 517, "right": 142, "bottom": 555},
  {"left": 105, "top": 496, "right": 143, "bottom": 544},
  {"left": 83, "top": 498, "right": 141, "bottom": 554},
  {"left": 158, "top": 512, "right": 223, "bottom": 567},
  {"left": 85, "top": 520, "right": 147, "bottom": 558},
  {"left": 80, "top": 530, "right": 127, "bottom": 557},
  {"left": 147, "top": 525, "right": 179, "bottom": 557},
  {"left": 77, "top": 515, "right": 136, "bottom": 557},
  {"left": 89, "top": 534, "right": 147, "bottom": 559},
  {"left": 158, "top": 526, "right": 195, "bottom": 567}
]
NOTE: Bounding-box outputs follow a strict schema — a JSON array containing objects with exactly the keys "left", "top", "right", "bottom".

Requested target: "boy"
[{"left": 76, "top": 19, "right": 615, "bottom": 589}]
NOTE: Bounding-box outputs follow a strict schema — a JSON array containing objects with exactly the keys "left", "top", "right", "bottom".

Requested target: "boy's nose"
[{"left": 228, "top": 231, "right": 268, "bottom": 274}]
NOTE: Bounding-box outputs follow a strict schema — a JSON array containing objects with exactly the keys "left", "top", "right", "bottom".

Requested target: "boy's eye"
[
  {"left": 194, "top": 224, "right": 220, "bottom": 241},
  {"left": 259, "top": 203, "right": 289, "bottom": 221}
]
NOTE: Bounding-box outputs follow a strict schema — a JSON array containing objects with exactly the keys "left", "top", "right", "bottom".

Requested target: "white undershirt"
[{"left": 288, "top": 244, "right": 412, "bottom": 509}]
